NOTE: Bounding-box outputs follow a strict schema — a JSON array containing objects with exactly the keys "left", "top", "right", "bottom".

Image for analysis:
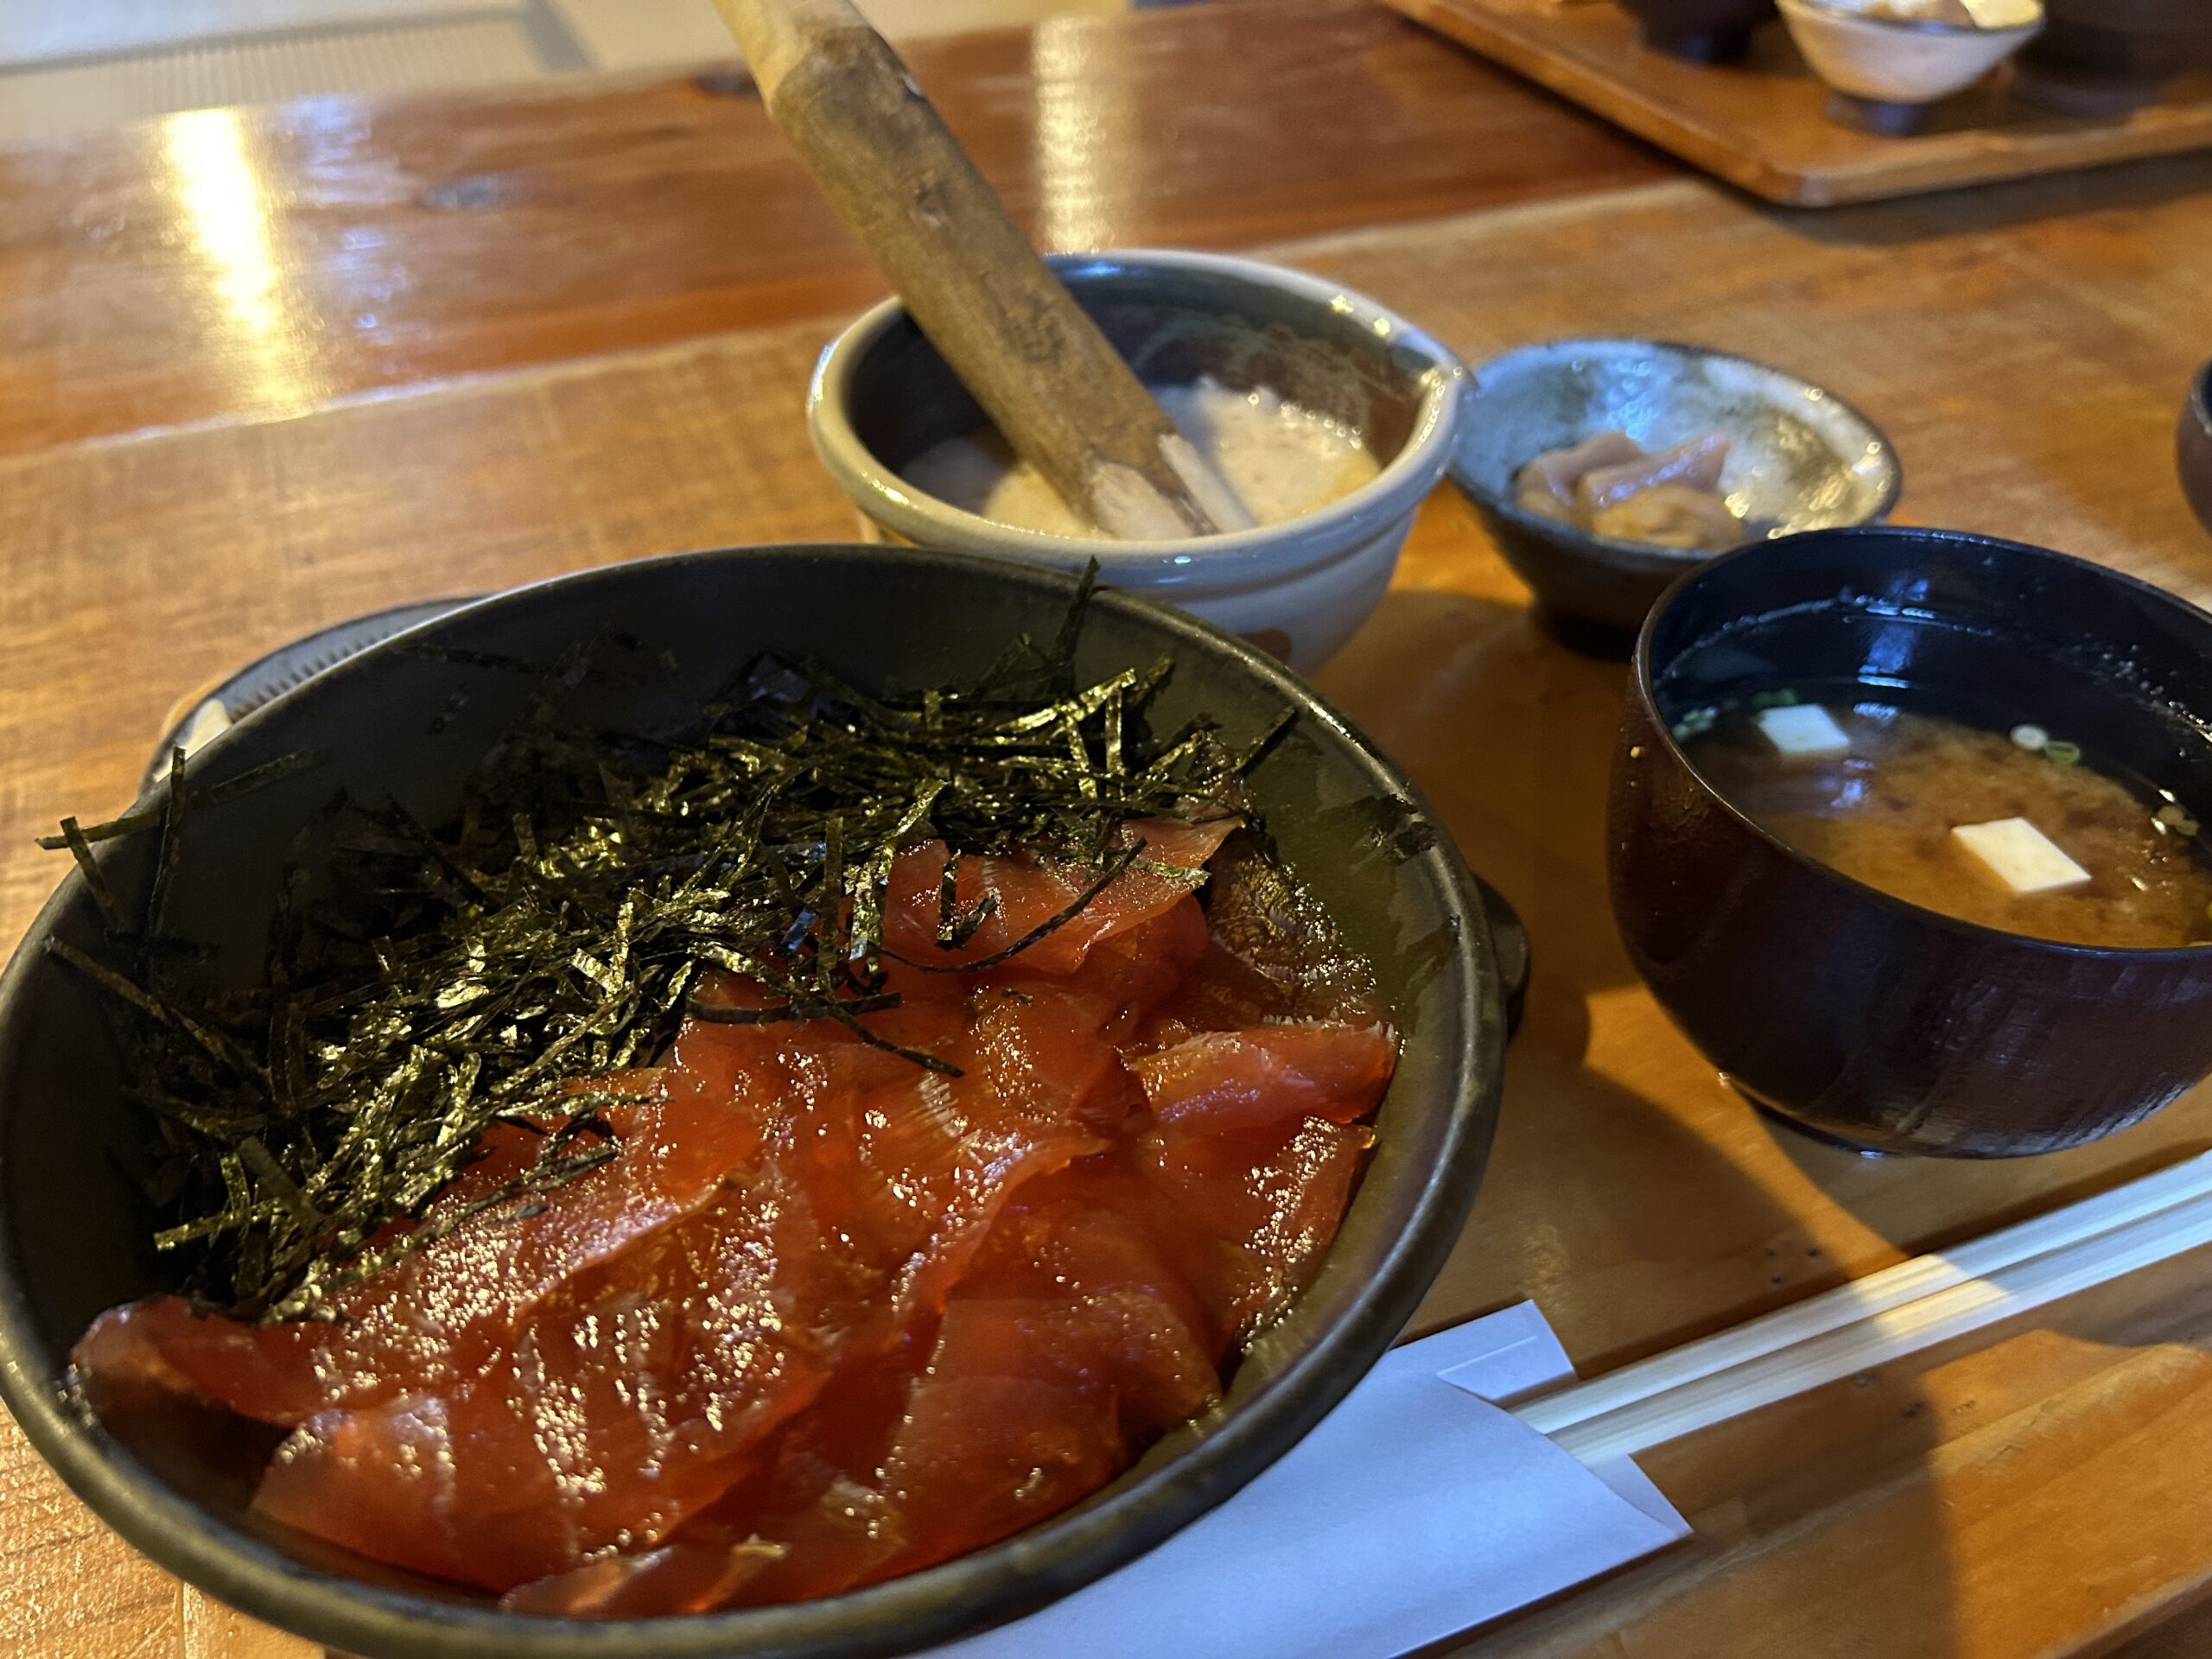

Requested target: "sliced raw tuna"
[
  {"left": 256, "top": 1170, "right": 841, "bottom": 1589},
  {"left": 882, "top": 818, "right": 1235, "bottom": 976},
  {"left": 1134, "top": 1024, "right": 1396, "bottom": 1131},
  {"left": 73, "top": 1027, "right": 779, "bottom": 1426},
  {"left": 1135, "top": 1113, "right": 1374, "bottom": 1338},
  {"left": 73, "top": 821, "right": 1394, "bottom": 1614}
]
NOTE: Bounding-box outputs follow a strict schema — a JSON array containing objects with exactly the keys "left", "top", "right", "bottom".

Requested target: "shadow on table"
[
  {"left": 1759, "top": 1095, "right": 2212, "bottom": 1253},
  {"left": 1319, "top": 584, "right": 1974, "bottom": 1656},
  {"left": 1314, "top": 585, "right": 1643, "bottom": 1001},
  {"left": 1777, "top": 149, "right": 2212, "bottom": 250},
  {"left": 1319, "top": 586, "right": 1872, "bottom": 1362}
]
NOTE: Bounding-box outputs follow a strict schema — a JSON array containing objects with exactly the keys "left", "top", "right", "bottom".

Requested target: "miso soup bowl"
[
  {"left": 1610, "top": 526, "right": 2212, "bottom": 1158},
  {"left": 0, "top": 546, "right": 1503, "bottom": 1659},
  {"left": 807, "top": 250, "right": 1466, "bottom": 674}
]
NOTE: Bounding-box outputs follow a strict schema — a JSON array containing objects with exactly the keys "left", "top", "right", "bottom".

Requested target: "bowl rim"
[
  {"left": 1632, "top": 524, "right": 2212, "bottom": 963},
  {"left": 805, "top": 248, "right": 1466, "bottom": 587},
  {"left": 0, "top": 543, "right": 1504, "bottom": 1659},
  {"left": 1455, "top": 335, "right": 1905, "bottom": 568},
  {"left": 2190, "top": 355, "right": 2212, "bottom": 434},
  {"left": 1778, "top": 0, "right": 2044, "bottom": 38}
]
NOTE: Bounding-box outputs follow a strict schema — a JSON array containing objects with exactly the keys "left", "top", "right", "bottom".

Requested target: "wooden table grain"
[
  {"left": 0, "top": 0, "right": 1668, "bottom": 461},
  {"left": 3, "top": 3, "right": 2212, "bottom": 1655}
]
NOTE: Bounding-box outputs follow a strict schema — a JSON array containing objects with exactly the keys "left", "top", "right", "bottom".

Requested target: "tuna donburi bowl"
[{"left": 0, "top": 546, "right": 1500, "bottom": 1659}]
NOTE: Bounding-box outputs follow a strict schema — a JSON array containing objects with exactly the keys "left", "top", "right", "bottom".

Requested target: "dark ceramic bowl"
[
  {"left": 1453, "top": 338, "right": 1901, "bottom": 648},
  {"left": 1617, "top": 0, "right": 1780, "bottom": 61},
  {"left": 0, "top": 547, "right": 1501, "bottom": 1657},
  {"left": 2014, "top": 0, "right": 2212, "bottom": 116},
  {"left": 1610, "top": 526, "right": 2212, "bottom": 1158},
  {"left": 2180, "top": 357, "right": 2212, "bottom": 538}
]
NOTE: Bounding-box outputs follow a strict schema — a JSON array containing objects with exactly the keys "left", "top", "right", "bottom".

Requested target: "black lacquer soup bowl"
[{"left": 1610, "top": 526, "right": 2212, "bottom": 1158}]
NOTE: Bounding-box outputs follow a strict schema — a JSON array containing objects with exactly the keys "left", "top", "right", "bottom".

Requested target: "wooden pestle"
[{"left": 711, "top": 0, "right": 1255, "bottom": 539}]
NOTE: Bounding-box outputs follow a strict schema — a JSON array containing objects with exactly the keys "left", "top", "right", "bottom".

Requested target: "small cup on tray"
[
  {"left": 1616, "top": 0, "right": 1781, "bottom": 63},
  {"left": 2013, "top": 0, "right": 2212, "bottom": 118},
  {"left": 1777, "top": 0, "right": 2045, "bottom": 133}
]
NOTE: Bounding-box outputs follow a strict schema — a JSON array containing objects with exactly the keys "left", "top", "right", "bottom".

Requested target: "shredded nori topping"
[{"left": 47, "top": 575, "right": 1287, "bottom": 1322}]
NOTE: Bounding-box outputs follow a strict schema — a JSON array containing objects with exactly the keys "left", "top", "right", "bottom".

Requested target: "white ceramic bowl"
[
  {"left": 1779, "top": 0, "right": 2043, "bottom": 106},
  {"left": 807, "top": 250, "right": 1465, "bottom": 673}
]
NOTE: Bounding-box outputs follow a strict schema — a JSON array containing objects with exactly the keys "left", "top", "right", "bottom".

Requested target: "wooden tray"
[{"left": 1382, "top": 0, "right": 2212, "bottom": 206}]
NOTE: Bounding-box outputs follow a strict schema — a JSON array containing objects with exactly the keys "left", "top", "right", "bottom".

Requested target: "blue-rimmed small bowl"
[{"left": 1452, "top": 337, "right": 1902, "bottom": 646}]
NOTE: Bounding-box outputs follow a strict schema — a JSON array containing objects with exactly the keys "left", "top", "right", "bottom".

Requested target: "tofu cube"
[
  {"left": 1951, "top": 818, "right": 2091, "bottom": 895},
  {"left": 1756, "top": 704, "right": 1851, "bottom": 757}
]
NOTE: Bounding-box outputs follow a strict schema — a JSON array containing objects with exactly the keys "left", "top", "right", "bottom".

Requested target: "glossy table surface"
[{"left": 3, "top": 3, "right": 2212, "bottom": 1656}]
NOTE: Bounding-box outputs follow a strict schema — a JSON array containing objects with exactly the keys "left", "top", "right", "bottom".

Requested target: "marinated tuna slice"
[
  {"left": 845, "top": 983, "right": 1141, "bottom": 1324},
  {"left": 70, "top": 1292, "right": 331, "bottom": 1425},
  {"left": 1007, "top": 1160, "right": 1257, "bottom": 1355},
  {"left": 938, "top": 1181, "right": 1223, "bottom": 1433},
  {"left": 1136, "top": 1112, "right": 1374, "bottom": 1337},
  {"left": 992, "top": 895, "right": 1211, "bottom": 1045},
  {"left": 883, "top": 818, "right": 1236, "bottom": 976},
  {"left": 869, "top": 1189, "right": 1221, "bottom": 1576},
  {"left": 73, "top": 813, "right": 1394, "bottom": 1617},
  {"left": 73, "top": 1014, "right": 803, "bottom": 1425},
  {"left": 1134, "top": 1024, "right": 1396, "bottom": 1132},
  {"left": 867, "top": 1305, "right": 1161, "bottom": 1573},
  {"left": 256, "top": 1171, "right": 840, "bottom": 1589},
  {"left": 657, "top": 1180, "right": 1222, "bottom": 1606},
  {"left": 687, "top": 1358, "right": 922, "bottom": 1610},
  {"left": 1141, "top": 831, "right": 1389, "bottom": 1040}
]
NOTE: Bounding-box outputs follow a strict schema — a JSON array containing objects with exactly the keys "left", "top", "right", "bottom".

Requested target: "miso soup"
[{"left": 1681, "top": 694, "right": 2212, "bottom": 950}]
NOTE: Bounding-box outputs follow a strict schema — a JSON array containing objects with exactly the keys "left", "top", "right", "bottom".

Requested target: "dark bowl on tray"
[
  {"left": 2180, "top": 356, "right": 2212, "bottom": 538},
  {"left": 2014, "top": 0, "right": 2212, "bottom": 116},
  {"left": 1616, "top": 0, "right": 1780, "bottom": 62},
  {"left": 1610, "top": 526, "right": 2212, "bottom": 1158},
  {"left": 0, "top": 547, "right": 1503, "bottom": 1658}
]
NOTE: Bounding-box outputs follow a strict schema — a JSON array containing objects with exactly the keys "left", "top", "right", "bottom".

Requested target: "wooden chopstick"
[{"left": 1512, "top": 1151, "right": 2212, "bottom": 1465}]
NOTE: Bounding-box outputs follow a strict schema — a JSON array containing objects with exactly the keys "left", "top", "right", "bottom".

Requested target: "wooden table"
[{"left": 4, "top": 2, "right": 2212, "bottom": 1654}]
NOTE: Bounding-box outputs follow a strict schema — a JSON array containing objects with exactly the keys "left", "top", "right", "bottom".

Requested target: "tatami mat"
[
  {"left": 0, "top": 0, "right": 1147, "bottom": 144},
  {"left": 0, "top": 21, "right": 545, "bottom": 142}
]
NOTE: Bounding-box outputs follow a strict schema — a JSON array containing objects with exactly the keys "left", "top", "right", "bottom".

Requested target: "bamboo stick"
[{"left": 713, "top": 0, "right": 1254, "bottom": 539}]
